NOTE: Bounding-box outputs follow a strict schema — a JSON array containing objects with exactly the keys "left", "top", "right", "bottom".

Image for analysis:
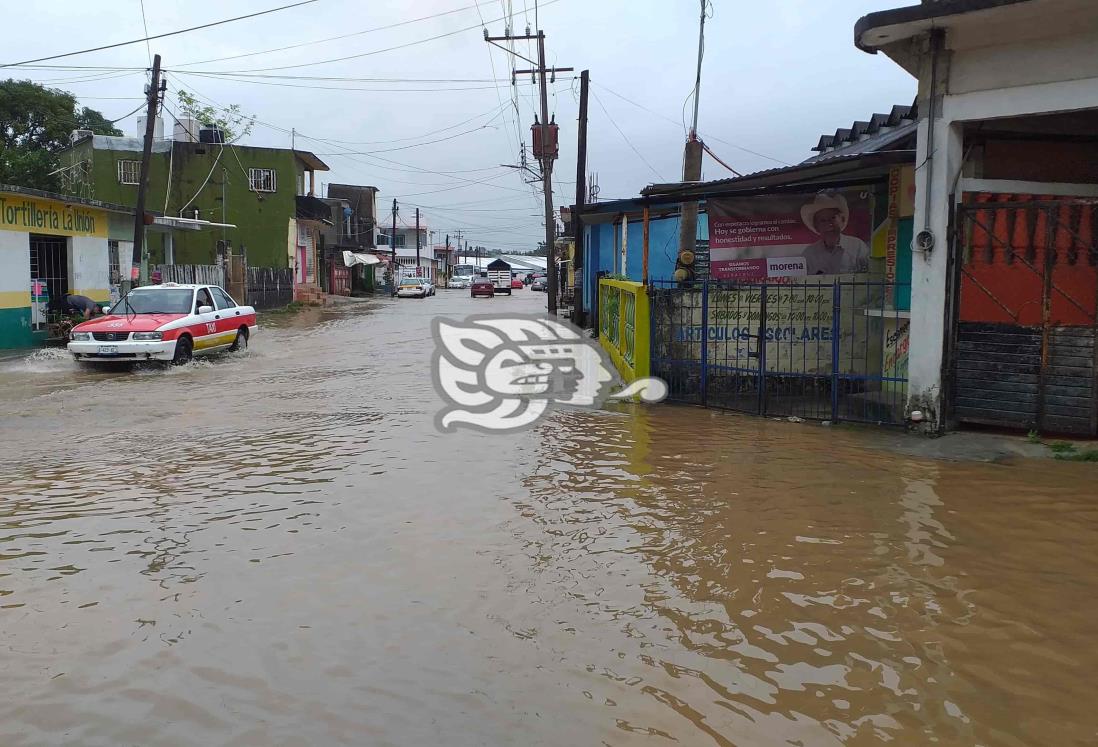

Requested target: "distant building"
[
  {"left": 57, "top": 117, "right": 329, "bottom": 269},
  {"left": 325, "top": 184, "right": 377, "bottom": 251}
]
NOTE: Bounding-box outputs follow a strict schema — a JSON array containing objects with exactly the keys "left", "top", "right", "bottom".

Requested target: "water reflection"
[
  {"left": 522, "top": 405, "right": 1098, "bottom": 745},
  {"left": 0, "top": 294, "right": 1096, "bottom": 745}
]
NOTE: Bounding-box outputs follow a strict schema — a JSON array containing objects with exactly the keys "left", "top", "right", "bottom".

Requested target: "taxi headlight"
[
  {"left": 132, "top": 331, "right": 163, "bottom": 341},
  {"left": 70, "top": 332, "right": 91, "bottom": 341}
]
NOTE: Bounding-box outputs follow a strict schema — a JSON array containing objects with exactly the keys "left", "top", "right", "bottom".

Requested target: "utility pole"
[
  {"left": 573, "top": 69, "right": 589, "bottom": 325},
  {"left": 132, "top": 53, "right": 163, "bottom": 287},
  {"left": 485, "top": 28, "right": 572, "bottom": 315},
  {"left": 390, "top": 198, "right": 398, "bottom": 294},
  {"left": 677, "top": 0, "right": 708, "bottom": 274},
  {"left": 454, "top": 229, "right": 465, "bottom": 270},
  {"left": 415, "top": 207, "right": 421, "bottom": 276}
]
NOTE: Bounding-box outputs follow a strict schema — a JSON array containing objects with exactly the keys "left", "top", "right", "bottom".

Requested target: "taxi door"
[
  {"left": 209, "top": 286, "right": 245, "bottom": 347},
  {"left": 190, "top": 287, "right": 222, "bottom": 352}
]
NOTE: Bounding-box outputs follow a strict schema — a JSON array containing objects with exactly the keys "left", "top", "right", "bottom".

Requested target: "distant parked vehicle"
[
  {"left": 470, "top": 277, "right": 495, "bottom": 298},
  {"left": 447, "top": 276, "right": 471, "bottom": 289},
  {"left": 510, "top": 277, "right": 523, "bottom": 290},
  {"left": 397, "top": 278, "right": 431, "bottom": 298},
  {"left": 486, "top": 258, "right": 513, "bottom": 296},
  {"left": 530, "top": 276, "right": 548, "bottom": 291}
]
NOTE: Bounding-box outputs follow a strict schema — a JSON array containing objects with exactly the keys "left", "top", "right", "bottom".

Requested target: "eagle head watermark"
[{"left": 431, "top": 314, "right": 667, "bottom": 433}]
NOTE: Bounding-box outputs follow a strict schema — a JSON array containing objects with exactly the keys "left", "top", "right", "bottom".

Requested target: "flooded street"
[{"left": 1, "top": 290, "right": 1097, "bottom": 746}]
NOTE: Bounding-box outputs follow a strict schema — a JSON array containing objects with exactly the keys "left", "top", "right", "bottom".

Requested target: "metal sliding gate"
[
  {"left": 650, "top": 280, "right": 910, "bottom": 425},
  {"left": 953, "top": 194, "right": 1098, "bottom": 435}
]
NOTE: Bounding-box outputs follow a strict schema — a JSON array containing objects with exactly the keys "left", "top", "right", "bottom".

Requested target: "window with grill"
[
  {"left": 108, "top": 240, "right": 121, "bottom": 284},
  {"left": 117, "top": 160, "right": 140, "bottom": 184},
  {"left": 249, "top": 168, "right": 277, "bottom": 193}
]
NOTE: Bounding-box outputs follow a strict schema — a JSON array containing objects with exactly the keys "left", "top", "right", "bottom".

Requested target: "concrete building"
[
  {"left": 325, "top": 184, "right": 378, "bottom": 251},
  {"left": 856, "top": 0, "right": 1098, "bottom": 435},
  {"left": 57, "top": 118, "right": 329, "bottom": 269},
  {"left": 0, "top": 185, "right": 133, "bottom": 348}
]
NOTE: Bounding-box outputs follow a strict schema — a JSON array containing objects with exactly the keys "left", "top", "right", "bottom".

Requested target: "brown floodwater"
[{"left": 1, "top": 290, "right": 1096, "bottom": 746}]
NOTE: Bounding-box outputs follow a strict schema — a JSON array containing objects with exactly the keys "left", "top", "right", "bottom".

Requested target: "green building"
[{"left": 57, "top": 120, "right": 329, "bottom": 269}]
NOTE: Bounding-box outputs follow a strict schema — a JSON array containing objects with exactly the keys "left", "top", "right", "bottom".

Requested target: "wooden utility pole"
[
  {"left": 573, "top": 69, "right": 589, "bottom": 325},
  {"left": 677, "top": 0, "right": 708, "bottom": 274},
  {"left": 390, "top": 198, "right": 398, "bottom": 294},
  {"left": 132, "top": 53, "right": 162, "bottom": 287},
  {"left": 485, "top": 29, "right": 572, "bottom": 315}
]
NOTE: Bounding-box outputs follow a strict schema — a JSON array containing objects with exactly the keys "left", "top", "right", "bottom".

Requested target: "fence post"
[
  {"left": 831, "top": 282, "right": 841, "bottom": 422},
  {"left": 700, "top": 280, "right": 709, "bottom": 406}
]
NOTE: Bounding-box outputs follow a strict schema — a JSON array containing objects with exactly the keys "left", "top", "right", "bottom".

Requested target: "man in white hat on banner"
[{"left": 799, "top": 191, "right": 870, "bottom": 275}]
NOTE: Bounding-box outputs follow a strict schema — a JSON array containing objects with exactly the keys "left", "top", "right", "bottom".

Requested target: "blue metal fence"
[{"left": 650, "top": 279, "right": 911, "bottom": 425}]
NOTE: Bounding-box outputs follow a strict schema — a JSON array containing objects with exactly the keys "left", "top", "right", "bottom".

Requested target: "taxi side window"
[
  {"left": 210, "top": 287, "right": 236, "bottom": 310},
  {"left": 195, "top": 289, "right": 215, "bottom": 312}
]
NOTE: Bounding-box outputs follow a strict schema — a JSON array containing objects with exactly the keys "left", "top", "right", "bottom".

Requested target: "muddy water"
[{"left": 1, "top": 291, "right": 1096, "bottom": 746}]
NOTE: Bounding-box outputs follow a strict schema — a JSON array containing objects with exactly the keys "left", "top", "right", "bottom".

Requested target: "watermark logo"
[{"left": 431, "top": 314, "right": 667, "bottom": 433}]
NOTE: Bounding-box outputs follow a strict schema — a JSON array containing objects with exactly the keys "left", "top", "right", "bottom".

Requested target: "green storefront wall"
[{"left": 0, "top": 307, "right": 34, "bottom": 349}]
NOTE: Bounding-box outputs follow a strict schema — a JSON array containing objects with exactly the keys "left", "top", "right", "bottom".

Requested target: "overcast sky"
[{"left": 3, "top": 0, "right": 917, "bottom": 251}]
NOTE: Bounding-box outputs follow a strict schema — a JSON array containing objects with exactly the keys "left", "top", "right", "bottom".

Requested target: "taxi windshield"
[{"left": 111, "top": 288, "right": 194, "bottom": 315}]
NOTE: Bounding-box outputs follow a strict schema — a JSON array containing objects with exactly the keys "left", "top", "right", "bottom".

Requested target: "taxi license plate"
[{"left": 98, "top": 345, "right": 117, "bottom": 354}]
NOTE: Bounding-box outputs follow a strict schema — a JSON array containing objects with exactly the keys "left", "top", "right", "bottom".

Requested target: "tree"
[
  {"left": 0, "top": 79, "right": 121, "bottom": 191},
  {"left": 177, "top": 91, "right": 255, "bottom": 144}
]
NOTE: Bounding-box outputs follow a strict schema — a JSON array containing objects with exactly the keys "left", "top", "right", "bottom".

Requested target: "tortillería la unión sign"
[{"left": 0, "top": 195, "right": 105, "bottom": 237}]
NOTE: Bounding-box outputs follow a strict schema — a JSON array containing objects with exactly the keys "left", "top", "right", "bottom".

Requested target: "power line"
[
  {"left": 590, "top": 88, "right": 665, "bottom": 181},
  {"left": 162, "top": 71, "right": 547, "bottom": 241},
  {"left": 592, "top": 80, "right": 791, "bottom": 167},
  {"left": 109, "top": 101, "right": 149, "bottom": 124},
  {"left": 0, "top": 1, "right": 319, "bottom": 68},
  {"left": 171, "top": 72, "right": 522, "bottom": 94},
  {"left": 138, "top": 0, "right": 153, "bottom": 66},
  {"left": 171, "top": 73, "right": 504, "bottom": 82},
  {"left": 293, "top": 103, "right": 508, "bottom": 146},
  {"left": 175, "top": 1, "right": 485, "bottom": 68},
  {"left": 211, "top": 0, "right": 562, "bottom": 74},
  {"left": 309, "top": 119, "right": 505, "bottom": 156}
]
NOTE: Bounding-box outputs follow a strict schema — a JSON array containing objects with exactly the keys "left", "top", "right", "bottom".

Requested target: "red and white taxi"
[{"left": 67, "top": 283, "right": 257, "bottom": 365}]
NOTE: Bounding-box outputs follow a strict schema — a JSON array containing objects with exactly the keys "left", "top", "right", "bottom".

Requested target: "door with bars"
[{"left": 29, "top": 235, "right": 69, "bottom": 331}]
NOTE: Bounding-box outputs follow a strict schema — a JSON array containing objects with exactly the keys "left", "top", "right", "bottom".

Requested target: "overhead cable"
[{"left": 0, "top": 1, "right": 319, "bottom": 68}]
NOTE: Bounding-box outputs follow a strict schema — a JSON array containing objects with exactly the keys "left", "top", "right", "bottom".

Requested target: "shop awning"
[{"left": 343, "top": 251, "right": 382, "bottom": 267}]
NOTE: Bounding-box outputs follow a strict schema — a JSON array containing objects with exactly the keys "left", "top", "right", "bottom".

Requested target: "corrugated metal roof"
[
  {"left": 811, "top": 102, "right": 918, "bottom": 156},
  {"left": 802, "top": 121, "right": 918, "bottom": 164},
  {"left": 640, "top": 149, "right": 914, "bottom": 200}
]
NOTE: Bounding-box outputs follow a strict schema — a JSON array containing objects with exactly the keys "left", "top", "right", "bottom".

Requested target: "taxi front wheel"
[{"left": 172, "top": 335, "right": 193, "bottom": 365}]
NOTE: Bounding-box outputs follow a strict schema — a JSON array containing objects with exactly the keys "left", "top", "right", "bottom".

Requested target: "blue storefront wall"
[{"left": 581, "top": 212, "right": 708, "bottom": 315}]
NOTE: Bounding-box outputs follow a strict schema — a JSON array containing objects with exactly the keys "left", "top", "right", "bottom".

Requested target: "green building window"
[
  {"left": 117, "top": 160, "right": 140, "bottom": 185},
  {"left": 248, "top": 168, "right": 277, "bottom": 193}
]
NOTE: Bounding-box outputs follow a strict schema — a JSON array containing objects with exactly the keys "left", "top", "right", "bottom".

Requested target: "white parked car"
[
  {"left": 447, "top": 276, "right": 471, "bottom": 289},
  {"left": 396, "top": 278, "right": 433, "bottom": 298}
]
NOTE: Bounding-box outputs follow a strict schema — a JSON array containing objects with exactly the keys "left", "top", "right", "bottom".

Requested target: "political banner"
[{"left": 708, "top": 189, "right": 874, "bottom": 281}]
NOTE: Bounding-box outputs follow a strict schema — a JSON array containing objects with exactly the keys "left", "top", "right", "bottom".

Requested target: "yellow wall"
[{"left": 598, "top": 278, "right": 651, "bottom": 384}]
